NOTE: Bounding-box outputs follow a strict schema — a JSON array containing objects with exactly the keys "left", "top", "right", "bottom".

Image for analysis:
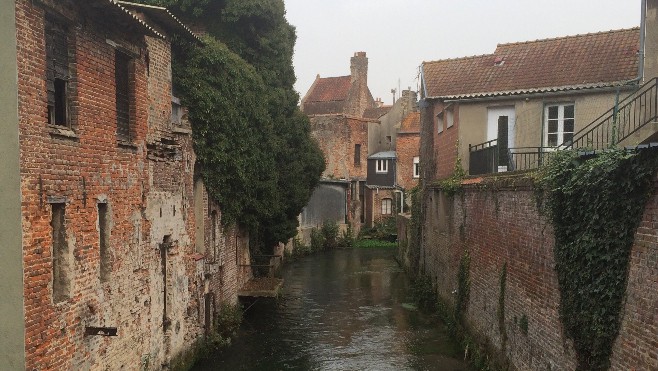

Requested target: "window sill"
[
  {"left": 48, "top": 125, "right": 79, "bottom": 140},
  {"left": 172, "top": 126, "right": 192, "bottom": 135},
  {"left": 117, "top": 140, "right": 138, "bottom": 150}
]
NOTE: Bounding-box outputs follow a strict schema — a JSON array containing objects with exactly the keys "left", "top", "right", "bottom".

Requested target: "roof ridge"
[
  {"left": 423, "top": 53, "right": 494, "bottom": 65},
  {"left": 496, "top": 27, "right": 639, "bottom": 48}
]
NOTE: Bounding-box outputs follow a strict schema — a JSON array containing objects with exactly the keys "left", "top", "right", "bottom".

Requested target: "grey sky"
[{"left": 284, "top": 0, "right": 640, "bottom": 105}]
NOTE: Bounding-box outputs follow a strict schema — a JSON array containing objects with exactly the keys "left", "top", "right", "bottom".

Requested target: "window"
[
  {"left": 545, "top": 104, "right": 575, "bottom": 147},
  {"left": 45, "top": 16, "right": 70, "bottom": 127},
  {"left": 98, "top": 203, "right": 110, "bottom": 282},
  {"left": 413, "top": 156, "right": 420, "bottom": 178},
  {"left": 381, "top": 198, "right": 392, "bottom": 215},
  {"left": 437, "top": 112, "right": 444, "bottom": 133},
  {"left": 354, "top": 144, "right": 361, "bottom": 165},
  {"left": 51, "top": 203, "right": 70, "bottom": 303},
  {"left": 115, "top": 50, "right": 132, "bottom": 141},
  {"left": 376, "top": 159, "right": 388, "bottom": 173},
  {"left": 446, "top": 108, "right": 454, "bottom": 128}
]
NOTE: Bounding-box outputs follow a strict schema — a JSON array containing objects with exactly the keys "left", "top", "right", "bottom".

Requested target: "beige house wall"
[
  {"left": 456, "top": 90, "right": 626, "bottom": 169},
  {"left": 0, "top": 1, "right": 25, "bottom": 368}
]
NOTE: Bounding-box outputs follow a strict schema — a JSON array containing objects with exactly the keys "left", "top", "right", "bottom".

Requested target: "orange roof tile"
[
  {"left": 423, "top": 28, "right": 640, "bottom": 99},
  {"left": 363, "top": 106, "right": 392, "bottom": 120},
  {"left": 304, "top": 76, "right": 352, "bottom": 103}
]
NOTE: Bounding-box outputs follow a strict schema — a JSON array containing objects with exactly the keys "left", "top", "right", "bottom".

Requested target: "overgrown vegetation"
[
  {"left": 205, "top": 303, "right": 243, "bottom": 351},
  {"left": 539, "top": 148, "right": 658, "bottom": 370},
  {"left": 137, "top": 0, "right": 325, "bottom": 252},
  {"left": 435, "top": 149, "right": 467, "bottom": 196}
]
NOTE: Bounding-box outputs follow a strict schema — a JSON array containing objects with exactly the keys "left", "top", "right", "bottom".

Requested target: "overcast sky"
[{"left": 283, "top": 0, "right": 640, "bottom": 105}]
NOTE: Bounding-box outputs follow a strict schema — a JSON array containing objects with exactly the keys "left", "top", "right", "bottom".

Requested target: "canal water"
[{"left": 194, "top": 248, "right": 471, "bottom": 371}]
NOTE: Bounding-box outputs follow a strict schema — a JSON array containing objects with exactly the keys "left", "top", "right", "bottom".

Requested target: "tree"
[{"left": 137, "top": 0, "right": 324, "bottom": 250}]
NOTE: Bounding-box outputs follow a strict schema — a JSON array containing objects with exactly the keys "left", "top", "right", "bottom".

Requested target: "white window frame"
[
  {"left": 413, "top": 157, "right": 420, "bottom": 178},
  {"left": 544, "top": 103, "right": 575, "bottom": 148},
  {"left": 381, "top": 198, "right": 392, "bottom": 215},
  {"left": 437, "top": 112, "right": 444, "bottom": 133},
  {"left": 376, "top": 159, "right": 388, "bottom": 173}
]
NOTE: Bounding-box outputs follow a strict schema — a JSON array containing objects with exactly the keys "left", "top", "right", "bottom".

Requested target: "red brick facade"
[{"left": 15, "top": 1, "right": 249, "bottom": 369}]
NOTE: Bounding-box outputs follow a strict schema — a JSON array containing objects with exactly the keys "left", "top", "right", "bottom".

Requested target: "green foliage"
[
  {"left": 539, "top": 148, "right": 658, "bottom": 370},
  {"left": 436, "top": 156, "right": 466, "bottom": 197},
  {"left": 321, "top": 220, "right": 339, "bottom": 249},
  {"left": 136, "top": 0, "right": 324, "bottom": 250},
  {"left": 310, "top": 228, "right": 325, "bottom": 252},
  {"left": 205, "top": 302, "right": 243, "bottom": 350},
  {"left": 336, "top": 225, "right": 355, "bottom": 248},
  {"left": 360, "top": 217, "right": 397, "bottom": 241},
  {"left": 353, "top": 239, "right": 397, "bottom": 249}
]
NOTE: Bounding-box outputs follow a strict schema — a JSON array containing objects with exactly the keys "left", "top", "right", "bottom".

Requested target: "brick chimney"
[
  {"left": 350, "top": 52, "right": 368, "bottom": 86},
  {"left": 346, "top": 52, "right": 375, "bottom": 117}
]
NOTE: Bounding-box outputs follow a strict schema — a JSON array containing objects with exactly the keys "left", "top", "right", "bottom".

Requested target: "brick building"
[
  {"left": 1, "top": 0, "right": 250, "bottom": 368},
  {"left": 300, "top": 54, "right": 421, "bottom": 230}
]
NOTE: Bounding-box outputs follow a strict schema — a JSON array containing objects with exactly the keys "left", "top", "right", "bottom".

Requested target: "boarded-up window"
[
  {"left": 45, "top": 16, "right": 69, "bottom": 127},
  {"left": 115, "top": 51, "right": 131, "bottom": 141},
  {"left": 51, "top": 203, "right": 70, "bottom": 303},
  {"left": 98, "top": 203, "right": 110, "bottom": 282}
]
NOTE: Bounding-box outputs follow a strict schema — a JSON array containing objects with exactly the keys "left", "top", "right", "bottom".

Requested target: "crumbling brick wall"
[
  {"left": 405, "top": 176, "right": 658, "bottom": 370},
  {"left": 16, "top": 1, "right": 249, "bottom": 369},
  {"left": 310, "top": 115, "right": 368, "bottom": 180}
]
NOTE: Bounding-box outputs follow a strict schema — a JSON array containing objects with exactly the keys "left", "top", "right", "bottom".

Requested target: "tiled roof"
[
  {"left": 399, "top": 112, "right": 420, "bottom": 133},
  {"left": 422, "top": 28, "right": 640, "bottom": 99},
  {"left": 305, "top": 76, "right": 352, "bottom": 103},
  {"left": 363, "top": 106, "right": 392, "bottom": 120}
]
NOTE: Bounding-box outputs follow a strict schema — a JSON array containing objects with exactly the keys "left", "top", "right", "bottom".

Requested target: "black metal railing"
[
  {"left": 566, "top": 78, "right": 658, "bottom": 150},
  {"left": 508, "top": 147, "right": 555, "bottom": 171},
  {"left": 469, "top": 139, "right": 498, "bottom": 175}
]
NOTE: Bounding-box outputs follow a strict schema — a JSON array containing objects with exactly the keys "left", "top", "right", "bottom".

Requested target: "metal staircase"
[{"left": 565, "top": 77, "right": 658, "bottom": 150}]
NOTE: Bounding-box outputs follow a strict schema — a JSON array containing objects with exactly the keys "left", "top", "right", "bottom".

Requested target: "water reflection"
[{"left": 194, "top": 248, "right": 470, "bottom": 371}]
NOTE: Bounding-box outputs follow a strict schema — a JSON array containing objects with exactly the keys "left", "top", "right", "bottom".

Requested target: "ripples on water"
[{"left": 194, "top": 248, "right": 471, "bottom": 371}]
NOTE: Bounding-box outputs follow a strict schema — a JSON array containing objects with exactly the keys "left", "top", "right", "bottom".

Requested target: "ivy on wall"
[{"left": 540, "top": 148, "right": 658, "bottom": 370}]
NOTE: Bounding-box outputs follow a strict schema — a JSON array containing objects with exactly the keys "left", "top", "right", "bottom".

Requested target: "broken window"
[
  {"left": 115, "top": 50, "right": 132, "bottom": 141},
  {"left": 45, "top": 15, "right": 70, "bottom": 127},
  {"left": 51, "top": 203, "right": 70, "bottom": 303},
  {"left": 98, "top": 203, "right": 110, "bottom": 282}
]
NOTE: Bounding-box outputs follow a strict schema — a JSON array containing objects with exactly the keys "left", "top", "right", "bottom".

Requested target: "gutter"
[{"left": 442, "top": 85, "right": 636, "bottom": 104}]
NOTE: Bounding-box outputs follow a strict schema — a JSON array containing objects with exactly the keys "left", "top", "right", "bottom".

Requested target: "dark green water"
[{"left": 193, "top": 248, "right": 470, "bottom": 371}]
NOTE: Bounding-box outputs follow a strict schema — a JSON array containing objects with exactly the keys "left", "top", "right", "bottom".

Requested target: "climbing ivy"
[
  {"left": 436, "top": 156, "right": 466, "bottom": 197},
  {"left": 135, "top": 0, "right": 325, "bottom": 250},
  {"left": 540, "top": 148, "right": 658, "bottom": 370}
]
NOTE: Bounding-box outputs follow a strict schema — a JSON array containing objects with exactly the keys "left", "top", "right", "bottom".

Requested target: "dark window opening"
[
  {"left": 354, "top": 144, "right": 361, "bottom": 165},
  {"left": 51, "top": 203, "right": 70, "bottom": 303},
  {"left": 115, "top": 51, "right": 132, "bottom": 141},
  {"left": 45, "top": 16, "right": 69, "bottom": 127},
  {"left": 98, "top": 203, "right": 110, "bottom": 282}
]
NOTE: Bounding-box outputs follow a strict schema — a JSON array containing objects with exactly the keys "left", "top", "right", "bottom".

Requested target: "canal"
[{"left": 193, "top": 248, "right": 471, "bottom": 370}]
